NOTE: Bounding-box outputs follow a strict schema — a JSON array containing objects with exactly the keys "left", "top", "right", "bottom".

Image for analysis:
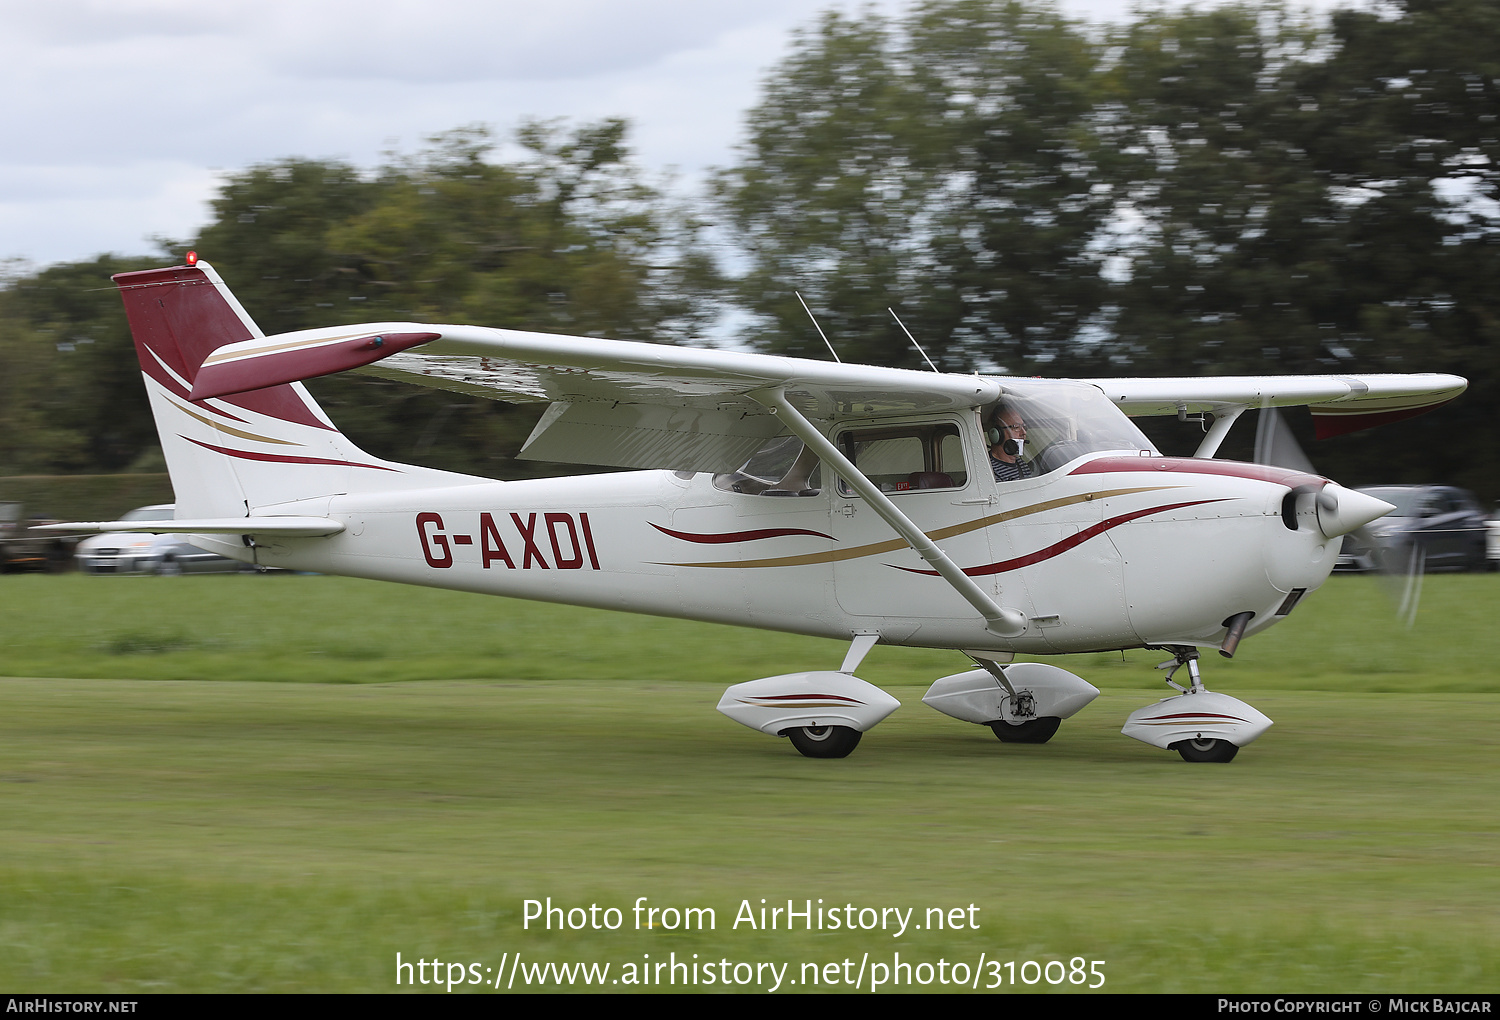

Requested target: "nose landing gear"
[{"left": 1121, "top": 647, "right": 1272, "bottom": 762}]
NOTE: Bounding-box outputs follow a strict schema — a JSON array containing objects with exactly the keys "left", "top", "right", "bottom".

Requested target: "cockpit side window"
[
  {"left": 835, "top": 423, "right": 967, "bottom": 495},
  {"left": 713, "top": 436, "right": 823, "bottom": 496}
]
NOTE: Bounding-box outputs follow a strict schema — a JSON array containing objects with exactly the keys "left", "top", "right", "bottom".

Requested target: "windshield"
[{"left": 989, "top": 380, "right": 1157, "bottom": 476}]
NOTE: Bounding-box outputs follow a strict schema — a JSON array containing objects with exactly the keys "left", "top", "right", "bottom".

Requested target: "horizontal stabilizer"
[{"left": 36, "top": 517, "right": 345, "bottom": 537}]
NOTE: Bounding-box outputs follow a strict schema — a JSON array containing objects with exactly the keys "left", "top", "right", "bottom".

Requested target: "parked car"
[
  {"left": 0, "top": 502, "right": 78, "bottom": 572},
  {"left": 75, "top": 505, "right": 255, "bottom": 575},
  {"left": 1336, "top": 485, "right": 1490, "bottom": 573}
]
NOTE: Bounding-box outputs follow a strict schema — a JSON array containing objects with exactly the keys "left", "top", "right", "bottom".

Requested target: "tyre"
[
  {"left": 1171, "top": 737, "right": 1239, "bottom": 763},
  {"left": 989, "top": 716, "right": 1061, "bottom": 744},
  {"left": 786, "top": 725, "right": 862, "bottom": 759},
  {"left": 156, "top": 557, "right": 183, "bottom": 576}
]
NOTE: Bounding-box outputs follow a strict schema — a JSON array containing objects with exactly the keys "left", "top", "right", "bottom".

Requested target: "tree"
[
  {"left": 1101, "top": 3, "right": 1341, "bottom": 378},
  {"left": 1, "top": 121, "right": 711, "bottom": 480},
  {"left": 1106, "top": 0, "right": 1500, "bottom": 491},
  {"left": 1289, "top": 0, "right": 1500, "bottom": 494},
  {"left": 717, "top": 1, "right": 1109, "bottom": 371},
  {"left": 717, "top": 0, "right": 1500, "bottom": 494},
  {"left": 0, "top": 255, "right": 163, "bottom": 474}
]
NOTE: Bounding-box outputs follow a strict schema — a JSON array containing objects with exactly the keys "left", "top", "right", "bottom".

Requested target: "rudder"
[{"left": 114, "top": 261, "right": 393, "bottom": 519}]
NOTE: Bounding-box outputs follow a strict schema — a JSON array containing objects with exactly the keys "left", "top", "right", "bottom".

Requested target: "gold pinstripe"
[
  {"left": 169, "top": 399, "right": 301, "bottom": 446},
  {"left": 661, "top": 486, "right": 1177, "bottom": 568},
  {"left": 200, "top": 332, "right": 373, "bottom": 365}
]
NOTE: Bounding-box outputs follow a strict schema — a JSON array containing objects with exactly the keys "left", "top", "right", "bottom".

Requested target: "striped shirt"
[{"left": 990, "top": 455, "right": 1033, "bottom": 482}]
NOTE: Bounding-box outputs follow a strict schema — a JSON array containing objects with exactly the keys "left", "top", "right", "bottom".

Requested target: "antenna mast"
[
  {"left": 889, "top": 308, "right": 939, "bottom": 372},
  {"left": 796, "top": 292, "right": 841, "bottom": 363}
]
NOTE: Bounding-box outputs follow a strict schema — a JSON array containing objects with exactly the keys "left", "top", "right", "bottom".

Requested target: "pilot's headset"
[{"left": 987, "top": 408, "right": 1025, "bottom": 457}]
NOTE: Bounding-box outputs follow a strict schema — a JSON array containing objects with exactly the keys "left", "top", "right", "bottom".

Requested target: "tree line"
[{"left": 3, "top": 0, "right": 1497, "bottom": 497}]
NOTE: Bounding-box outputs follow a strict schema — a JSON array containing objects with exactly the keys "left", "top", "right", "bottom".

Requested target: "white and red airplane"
[{"left": 51, "top": 258, "right": 1466, "bottom": 762}]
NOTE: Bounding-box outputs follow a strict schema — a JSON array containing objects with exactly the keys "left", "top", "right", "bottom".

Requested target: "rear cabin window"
[{"left": 837, "top": 423, "right": 967, "bottom": 495}]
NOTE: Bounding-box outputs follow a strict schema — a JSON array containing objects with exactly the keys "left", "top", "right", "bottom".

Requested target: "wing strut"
[
  {"left": 1193, "top": 405, "right": 1248, "bottom": 458},
  {"left": 751, "top": 388, "right": 1027, "bottom": 638}
]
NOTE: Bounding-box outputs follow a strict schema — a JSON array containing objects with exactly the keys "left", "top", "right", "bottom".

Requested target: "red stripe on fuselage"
[
  {"left": 896, "top": 498, "right": 1230, "bottom": 577},
  {"left": 1071, "top": 457, "right": 1324, "bottom": 488},
  {"left": 651, "top": 522, "right": 835, "bottom": 544}
]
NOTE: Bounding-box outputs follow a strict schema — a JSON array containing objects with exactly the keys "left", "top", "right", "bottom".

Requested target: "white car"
[{"left": 74, "top": 505, "right": 254, "bottom": 575}]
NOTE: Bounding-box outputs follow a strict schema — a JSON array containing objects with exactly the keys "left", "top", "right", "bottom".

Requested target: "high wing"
[
  {"left": 189, "top": 317, "right": 1467, "bottom": 472},
  {"left": 190, "top": 322, "right": 1001, "bottom": 472},
  {"left": 1091, "top": 374, "right": 1468, "bottom": 439}
]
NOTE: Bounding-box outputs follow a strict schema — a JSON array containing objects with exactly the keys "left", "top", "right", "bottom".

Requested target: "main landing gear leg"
[{"left": 1120, "top": 646, "right": 1273, "bottom": 763}]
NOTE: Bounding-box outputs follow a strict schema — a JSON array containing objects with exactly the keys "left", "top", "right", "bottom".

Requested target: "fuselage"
[{"left": 237, "top": 442, "right": 1341, "bottom": 657}]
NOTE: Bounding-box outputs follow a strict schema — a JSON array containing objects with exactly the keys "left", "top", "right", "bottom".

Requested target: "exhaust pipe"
[{"left": 1219, "top": 611, "right": 1255, "bottom": 658}]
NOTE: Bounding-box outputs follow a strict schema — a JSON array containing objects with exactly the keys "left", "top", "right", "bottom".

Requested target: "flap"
[{"left": 518, "top": 399, "right": 787, "bottom": 472}]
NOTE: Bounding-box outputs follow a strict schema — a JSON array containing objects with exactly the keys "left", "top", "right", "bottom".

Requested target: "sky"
[{"left": 0, "top": 0, "right": 1354, "bottom": 271}]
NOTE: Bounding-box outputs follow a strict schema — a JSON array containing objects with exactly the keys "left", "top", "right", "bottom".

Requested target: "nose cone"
[{"left": 1315, "top": 484, "right": 1396, "bottom": 539}]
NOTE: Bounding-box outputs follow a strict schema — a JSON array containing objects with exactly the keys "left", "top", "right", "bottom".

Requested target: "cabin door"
[{"left": 830, "top": 418, "right": 998, "bottom": 622}]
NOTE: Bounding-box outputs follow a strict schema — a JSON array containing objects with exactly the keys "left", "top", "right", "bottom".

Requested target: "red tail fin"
[
  {"left": 112, "top": 264, "right": 332, "bottom": 430},
  {"left": 113, "top": 260, "right": 477, "bottom": 521}
]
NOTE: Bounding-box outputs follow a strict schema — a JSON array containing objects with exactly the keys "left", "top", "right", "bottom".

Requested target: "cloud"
[
  {"left": 0, "top": 0, "right": 830, "bottom": 263},
  {"left": 0, "top": 0, "right": 1346, "bottom": 266},
  {"left": 3, "top": 0, "right": 795, "bottom": 84},
  {"left": 0, "top": 160, "right": 216, "bottom": 262}
]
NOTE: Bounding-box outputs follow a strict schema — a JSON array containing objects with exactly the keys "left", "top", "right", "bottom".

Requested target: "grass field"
[{"left": 1, "top": 573, "right": 1496, "bottom": 993}]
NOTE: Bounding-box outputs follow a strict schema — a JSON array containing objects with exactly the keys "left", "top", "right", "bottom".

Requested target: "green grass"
[
  {"left": 0, "top": 574, "right": 1496, "bottom": 992},
  {"left": 3, "top": 571, "right": 1498, "bottom": 691}
]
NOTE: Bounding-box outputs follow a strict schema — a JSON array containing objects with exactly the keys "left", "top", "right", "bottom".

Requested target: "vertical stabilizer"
[{"left": 114, "top": 262, "right": 410, "bottom": 519}]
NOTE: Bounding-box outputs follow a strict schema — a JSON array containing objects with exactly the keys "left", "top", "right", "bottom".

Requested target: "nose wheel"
[
  {"left": 1121, "top": 647, "right": 1272, "bottom": 762},
  {"left": 1171, "top": 736, "right": 1239, "bottom": 763},
  {"left": 786, "top": 725, "right": 862, "bottom": 759}
]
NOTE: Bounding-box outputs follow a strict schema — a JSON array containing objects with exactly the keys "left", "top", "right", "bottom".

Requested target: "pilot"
[{"left": 988, "top": 405, "right": 1033, "bottom": 482}]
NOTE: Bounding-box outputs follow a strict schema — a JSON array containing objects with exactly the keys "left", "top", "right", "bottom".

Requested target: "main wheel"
[
  {"left": 1172, "top": 737, "right": 1239, "bottom": 763},
  {"left": 989, "top": 716, "right": 1061, "bottom": 744},
  {"left": 786, "top": 725, "right": 862, "bottom": 759}
]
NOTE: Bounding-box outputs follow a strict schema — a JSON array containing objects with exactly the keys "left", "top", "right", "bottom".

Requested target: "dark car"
[
  {"left": 1336, "top": 485, "right": 1490, "bottom": 573},
  {"left": 0, "top": 502, "right": 78, "bottom": 572}
]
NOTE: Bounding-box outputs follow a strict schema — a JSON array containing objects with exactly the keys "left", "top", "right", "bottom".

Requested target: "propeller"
[
  {"left": 1252, "top": 405, "right": 1423, "bottom": 626},
  {"left": 1253, "top": 403, "right": 1316, "bottom": 476}
]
